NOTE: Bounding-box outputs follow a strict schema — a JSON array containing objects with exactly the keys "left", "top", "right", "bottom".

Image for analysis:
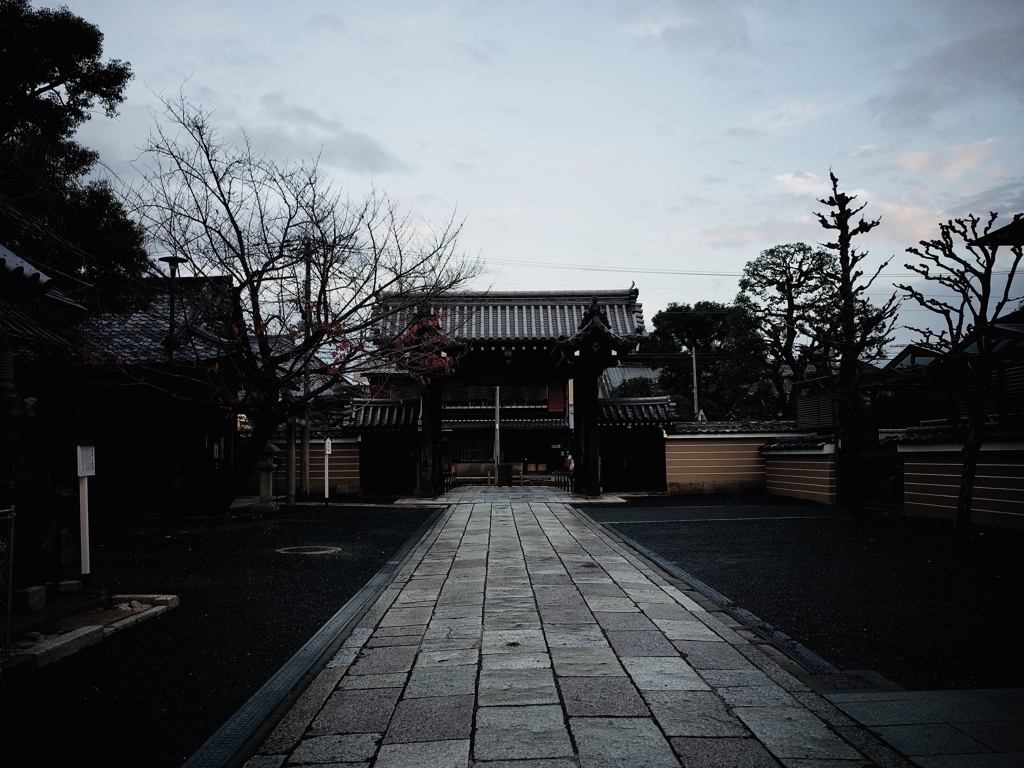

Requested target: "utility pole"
[
  {"left": 690, "top": 347, "right": 699, "bottom": 418},
  {"left": 158, "top": 255, "right": 186, "bottom": 363},
  {"left": 301, "top": 238, "right": 312, "bottom": 498}
]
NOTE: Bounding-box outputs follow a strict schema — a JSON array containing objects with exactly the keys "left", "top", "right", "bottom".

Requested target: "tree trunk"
[
  {"left": 954, "top": 405, "right": 985, "bottom": 537},
  {"left": 834, "top": 382, "right": 865, "bottom": 515}
]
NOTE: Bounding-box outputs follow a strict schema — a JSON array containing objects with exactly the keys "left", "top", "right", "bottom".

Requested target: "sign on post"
[
  {"left": 77, "top": 444, "right": 96, "bottom": 477},
  {"left": 76, "top": 443, "right": 95, "bottom": 584},
  {"left": 323, "top": 438, "right": 332, "bottom": 501}
]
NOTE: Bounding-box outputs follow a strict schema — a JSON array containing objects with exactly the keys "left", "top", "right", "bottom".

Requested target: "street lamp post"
[{"left": 159, "top": 256, "right": 187, "bottom": 363}]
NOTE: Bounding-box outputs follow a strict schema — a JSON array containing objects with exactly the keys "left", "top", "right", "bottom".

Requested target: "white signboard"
[{"left": 77, "top": 444, "right": 96, "bottom": 477}]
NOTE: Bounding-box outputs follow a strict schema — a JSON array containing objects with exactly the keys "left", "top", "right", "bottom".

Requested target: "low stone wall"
[
  {"left": 665, "top": 435, "right": 776, "bottom": 495},
  {"left": 901, "top": 448, "right": 1024, "bottom": 529},
  {"left": 764, "top": 454, "right": 838, "bottom": 506}
]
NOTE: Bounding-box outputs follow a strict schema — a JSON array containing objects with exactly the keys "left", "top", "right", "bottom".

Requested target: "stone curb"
[
  {"left": 3, "top": 594, "right": 179, "bottom": 682},
  {"left": 16, "top": 625, "right": 105, "bottom": 668}
]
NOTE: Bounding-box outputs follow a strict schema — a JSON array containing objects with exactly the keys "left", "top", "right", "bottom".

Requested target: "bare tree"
[
  {"left": 814, "top": 172, "right": 899, "bottom": 512},
  {"left": 131, "top": 95, "right": 478, "bottom": 488},
  {"left": 899, "top": 212, "right": 1023, "bottom": 533}
]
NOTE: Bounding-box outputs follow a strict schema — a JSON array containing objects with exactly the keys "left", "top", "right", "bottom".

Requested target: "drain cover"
[{"left": 276, "top": 545, "right": 342, "bottom": 555}]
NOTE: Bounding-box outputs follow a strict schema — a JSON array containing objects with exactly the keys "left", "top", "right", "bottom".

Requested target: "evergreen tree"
[{"left": 0, "top": 0, "right": 147, "bottom": 312}]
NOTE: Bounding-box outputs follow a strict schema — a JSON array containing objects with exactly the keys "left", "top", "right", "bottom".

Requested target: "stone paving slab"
[
  {"left": 245, "top": 489, "right": 902, "bottom": 767},
  {"left": 827, "top": 689, "right": 1024, "bottom": 767}
]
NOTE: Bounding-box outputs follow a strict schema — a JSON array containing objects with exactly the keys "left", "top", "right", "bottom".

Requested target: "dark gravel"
[
  {"left": 587, "top": 495, "right": 1024, "bottom": 691},
  {"left": 1, "top": 504, "right": 437, "bottom": 768}
]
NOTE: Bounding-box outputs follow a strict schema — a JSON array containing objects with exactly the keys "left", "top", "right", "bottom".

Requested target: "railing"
[
  {"left": 1, "top": 507, "right": 13, "bottom": 662},
  {"left": 553, "top": 471, "right": 574, "bottom": 492}
]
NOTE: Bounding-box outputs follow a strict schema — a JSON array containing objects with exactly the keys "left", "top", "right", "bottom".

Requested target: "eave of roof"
[
  {"left": 760, "top": 435, "right": 834, "bottom": 452},
  {"left": 375, "top": 289, "right": 645, "bottom": 343},
  {"left": 0, "top": 298, "right": 71, "bottom": 346},
  {"left": 671, "top": 420, "right": 801, "bottom": 435},
  {"left": 600, "top": 396, "right": 676, "bottom": 425},
  {"left": 970, "top": 216, "right": 1024, "bottom": 247}
]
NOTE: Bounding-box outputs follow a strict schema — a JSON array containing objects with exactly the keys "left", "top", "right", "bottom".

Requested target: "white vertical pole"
[
  {"left": 691, "top": 347, "right": 699, "bottom": 417},
  {"left": 324, "top": 438, "right": 332, "bottom": 501},
  {"left": 79, "top": 475, "right": 90, "bottom": 579},
  {"left": 76, "top": 443, "right": 95, "bottom": 586},
  {"left": 493, "top": 385, "right": 501, "bottom": 463}
]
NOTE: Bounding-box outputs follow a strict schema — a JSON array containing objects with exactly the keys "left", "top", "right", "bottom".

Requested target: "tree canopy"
[
  {"left": 647, "top": 300, "right": 776, "bottom": 420},
  {"left": 736, "top": 243, "right": 837, "bottom": 416},
  {"left": 0, "top": 0, "right": 147, "bottom": 312}
]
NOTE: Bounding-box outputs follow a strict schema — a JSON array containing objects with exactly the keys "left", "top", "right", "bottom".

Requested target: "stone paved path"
[{"left": 243, "top": 488, "right": 904, "bottom": 767}]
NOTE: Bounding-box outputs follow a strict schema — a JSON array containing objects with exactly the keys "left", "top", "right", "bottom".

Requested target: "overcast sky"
[{"left": 57, "top": 0, "right": 1023, "bottom": 354}]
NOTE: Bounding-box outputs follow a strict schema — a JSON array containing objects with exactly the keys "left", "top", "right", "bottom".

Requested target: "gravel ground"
[
  {"left": 1, "top": 504, "right": 437, "bottom": 768},
  {"left": 586, "top": 495, "right": 1024, "bottom": 692},
  {"left": 6, "top": 493, "right": 1021, "bottom": 767}
]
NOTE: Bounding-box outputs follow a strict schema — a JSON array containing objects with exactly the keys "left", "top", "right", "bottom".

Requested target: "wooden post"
[
  {"left": 76, "top": 444, "right": 96, "bottom": 587},
  {"left": 574, "top": 365, "right": 602, "bottom": 496}
]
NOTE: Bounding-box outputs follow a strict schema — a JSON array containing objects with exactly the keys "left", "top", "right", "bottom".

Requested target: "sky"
[{"left": 54, "top": 0, "right": 1024, "bottom": 355}]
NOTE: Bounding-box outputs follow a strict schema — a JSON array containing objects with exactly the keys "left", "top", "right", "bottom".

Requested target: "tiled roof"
[
  {"left": 0, "top": 244, "right": 84, "bottom": 341},
  {"left": 81, "top": 277, "right": 233, "bottom": 365},
  {"left": 761, "top": 434, "right": 833, "bottom": 451},
  {"left": 600, "top": 397, "right": 676, "bottom": 425},
  {"left": 891, "top": 422, "right": 1024, "bottom": 446},
  {"left": 0, "top": 298, "right": 70, "bottom": 345},
  {"left": 672, "top": 420, "right": 801, "bottom": 435},
  {"left": 971, "top": 216, "right": 1024, "bottom": 247},
  {"left": 1, "top": 243, "right": 52, "bottom": 295},
  {"left": 599, "top": 364, "right": 662, "bottom": 398},
  {"left": 445, "top": 417, "right": 569, "bottom": 430},
  {"left": 374, "top": 289, "right": 645, "bottom": 343},
  {"left": 346, "top": 399, "right": 419, "bottom": 429},
  {"left": 346, "top": 395, "right": 676, "bottom": 431}
]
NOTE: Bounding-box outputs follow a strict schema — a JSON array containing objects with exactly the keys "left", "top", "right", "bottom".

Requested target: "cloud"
[
  {"left": 253, "top": 94, "right": 405, "bottom": 173},
  {"left": 456, "top": 39, "right": 507, "bottom": 66},
  {"left": 867, "top": 22, "right": 1024, "bottom": 131},
  {"left": 663, "top": 214, "right": 817, "bottom": 250},
  {"left": 481, "top": 204, "right": 525, "bottom": 218},
  {"left": 944, "top": 178, "right": 1024, "bottom": 218},
  {"left": 725, "top": 127, "right": 768, "bottom": 140},
  {"left": 869, "top": 199, "right": 944, "bottom": 249},
  {"left": 728, "top": 102, "right": 830, "bottom": 140},
  {"left": 850, "top": 143, "right": 882, "bottom": 157},
  {"left": 626, "top": 3, "right": 753, "bottom": 54},
  {"left": 773, "top": 171, "right": 831, "bottom": 198},
  {"left": 623, "top": 0, "right": 762, "bottom": 74},
  {"left": 305, "top": 13, "right": 346, "bottom": 33},
  {"left": 893, "top": 140, "right": 999, "bottom": 180}
]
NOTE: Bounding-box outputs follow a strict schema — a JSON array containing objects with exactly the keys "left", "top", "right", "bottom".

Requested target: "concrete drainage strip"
[{"left": 183, "top": 506, "right": 446, "bottom": 768}]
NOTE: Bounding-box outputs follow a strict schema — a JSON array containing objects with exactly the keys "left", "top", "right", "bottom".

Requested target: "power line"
[{"left": 467, "top": 255, "right": 1017, "bottom": 279}]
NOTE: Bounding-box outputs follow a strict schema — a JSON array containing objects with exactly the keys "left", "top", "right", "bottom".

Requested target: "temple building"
[{"left": 348, "top": 288, "right": 675, "bottom": 496}]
